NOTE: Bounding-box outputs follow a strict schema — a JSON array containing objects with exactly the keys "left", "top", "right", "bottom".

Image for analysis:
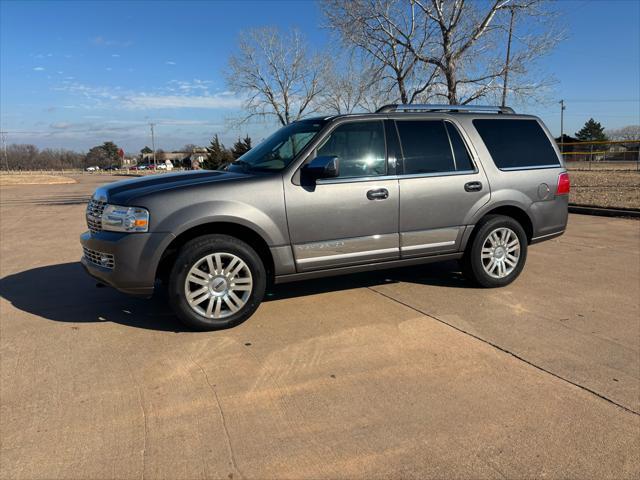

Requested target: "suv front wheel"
[
  {"left": 461, "top": 215, "right": 528, "bottom": 288},
  {"left": 168, "top": 234, "right": 266, "bottom": 330}
]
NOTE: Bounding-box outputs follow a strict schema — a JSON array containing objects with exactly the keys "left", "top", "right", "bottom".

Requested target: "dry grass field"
[
  {"left": 0, "top": 173, "right": 76, "bottom": 186},
  {"left": 569, "top": 170, "right": 640, "bottom": 209}
]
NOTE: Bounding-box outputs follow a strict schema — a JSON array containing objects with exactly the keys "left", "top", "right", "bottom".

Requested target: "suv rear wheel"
[
  {"left": 168, "top": 234, "right": 266, "bottom": 330},
  {"left": 461, "top": 215, "right": 528, "bottom": 288}
]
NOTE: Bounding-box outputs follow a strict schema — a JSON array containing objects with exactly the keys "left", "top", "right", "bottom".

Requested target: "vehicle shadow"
[{"left": 0, "top": 261, "right": 470, "bottom": 332}]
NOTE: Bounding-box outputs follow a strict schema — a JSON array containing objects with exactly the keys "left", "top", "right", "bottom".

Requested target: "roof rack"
[{"left": 375, "top": 104, "right": 515, "bottom": 114}]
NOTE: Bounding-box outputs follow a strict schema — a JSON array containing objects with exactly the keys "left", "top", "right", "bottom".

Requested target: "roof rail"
[{"left": 375, "top": 104, "right": 515, "bottom": 114}]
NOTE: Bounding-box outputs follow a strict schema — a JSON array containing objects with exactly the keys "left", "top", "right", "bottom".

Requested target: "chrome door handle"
[
  {"left": 464, "top": 181, "right": 483, "bottom": 192},
  {"left": 367, "top": 188, "right": 389, "bottom": 200}
]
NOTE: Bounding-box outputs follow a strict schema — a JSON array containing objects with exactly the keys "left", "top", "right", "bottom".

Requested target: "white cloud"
[
  {"left": 50, "top": 122, "right": 73, "bottom": 129},
  {"left": 165, "top": 61, "right": 176, "bottom": 65},
  {"left": 54, "top": 79, "right": 242, "bottom": 110},
  {"left": 111, "top": 54, "right": 121, "bottom": 58},
  {"left": 124, "top": 94, "right": 242, "bottom": 110},
  {"left": 33, "top": 67, "right": 45, "bottom": 71},
  {"left": 92, "top": 36, "right": 133, "bottom": 47}
]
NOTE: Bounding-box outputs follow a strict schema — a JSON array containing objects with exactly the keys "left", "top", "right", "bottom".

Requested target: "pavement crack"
[
  {"left": 134, "top": 384, "right": 148, "bottom": 480},
  {"left": 191, "top": 357, "right": 244, "bottom": 480},
  {"left": 367, "top": 287, "right": 640, "bottom": 417}
]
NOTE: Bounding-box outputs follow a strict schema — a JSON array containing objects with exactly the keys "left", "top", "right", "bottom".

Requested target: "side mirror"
[{"left": 302, "top": 155, "right": 339, "bottom": 180}]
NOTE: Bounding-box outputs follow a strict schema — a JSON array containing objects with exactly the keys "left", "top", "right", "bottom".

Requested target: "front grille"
[
  {"left": 83, "top": 247, "right": 115, "bottom": 269},
  {"left": 86, "top": 199, "right": 106, "bottom": 233}
]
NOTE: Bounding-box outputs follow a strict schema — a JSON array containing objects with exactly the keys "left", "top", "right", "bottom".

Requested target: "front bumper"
[{"left": 80, "top": 230, "right": 175, "bottom": 297}]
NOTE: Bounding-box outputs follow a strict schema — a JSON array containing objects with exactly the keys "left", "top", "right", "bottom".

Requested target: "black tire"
[
  {"left": 168, "top": 234, "right": 266, "bottom": 331},
  {"left": 461, "top": 215, "right": 528, "bottom": 288}
]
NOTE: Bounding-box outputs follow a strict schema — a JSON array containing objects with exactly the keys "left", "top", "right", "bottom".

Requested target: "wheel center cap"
[
  {"left": 209, "top": 276, "right": 228, "bottom": 295},
  {"left": 494, "top": 246, "right": 506, "bottom": 260}
]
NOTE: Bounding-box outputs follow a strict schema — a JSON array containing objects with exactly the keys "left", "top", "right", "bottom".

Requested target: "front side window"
[
  {"left": 316, "top": 121, "right": 386, "bottom": 178},
  {"left": 396, "top": 120, "right": 456, "bottom": 174}
]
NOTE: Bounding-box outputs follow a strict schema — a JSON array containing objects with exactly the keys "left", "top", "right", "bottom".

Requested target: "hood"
[{"left": 93, "top": 170, "right": 249, "bottom": 205}]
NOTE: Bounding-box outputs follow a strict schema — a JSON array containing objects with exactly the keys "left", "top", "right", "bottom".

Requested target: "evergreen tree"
[
  {"left": 140, "top": 146, "right": 153, "bottom": 154},
  {"left": 86, "top": 141, "right": 120, "bottom": 168},
  {"left": 575, "top": 118, "right": 608, "bottom": 142},
  {"left": 242, "top": 134, "right": 252, "bottom": 152},
  {"left": 231, "top": 135, "right": 252, "bottom": 159},
  {"left": 204, "top": 134, "right": 231, "bottom": 170},
  {"left": 101, "top": 141, "right": 120, "bottom": 162}
]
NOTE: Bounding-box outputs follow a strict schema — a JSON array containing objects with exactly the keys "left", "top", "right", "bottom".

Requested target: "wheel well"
[
  {"left": 480, "top": 206, "right": 534, "bottom": 242},
  {"left": 156, "top": 222, "right": 275, "bottom": 283}
]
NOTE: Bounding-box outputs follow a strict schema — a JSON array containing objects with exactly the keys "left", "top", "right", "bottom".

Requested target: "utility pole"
[
  {"left": 501, "top": 6, "right": 516, "bottom": 108},
  {"left": 559, "top": 99, "right": 566, "bottom": 153},
  {"left": 0, "top": 131, "right": 8, "bottom": 171},
  {"left": 149, "top": 123, "right": 157, "bottom": 167}
]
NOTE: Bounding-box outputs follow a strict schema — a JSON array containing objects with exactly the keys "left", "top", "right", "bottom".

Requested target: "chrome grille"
[
  {"left": 86, "top": 199, "right": 106, "bottom": 233},
  {"left": 83, "top": 247, "right": 115, "bottom": 269}
]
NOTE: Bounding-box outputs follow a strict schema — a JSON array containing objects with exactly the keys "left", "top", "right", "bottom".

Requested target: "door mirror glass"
[{"left": 303, "top": 155, "right": 340, "bottom": 180}]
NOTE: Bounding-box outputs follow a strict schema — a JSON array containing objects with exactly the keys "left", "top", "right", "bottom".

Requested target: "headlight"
[{"left": 102, "top": 204, "right": 149, "bottom": 232}]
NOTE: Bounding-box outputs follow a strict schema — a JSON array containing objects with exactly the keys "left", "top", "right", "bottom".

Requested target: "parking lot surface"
[{"left": 1, "top": 175, "right": 639, "bottom": 479}]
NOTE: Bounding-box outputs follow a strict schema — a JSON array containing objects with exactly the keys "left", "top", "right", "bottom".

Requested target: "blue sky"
[{"left": 1, "top": 0, "right": 638, "bottom": 153}]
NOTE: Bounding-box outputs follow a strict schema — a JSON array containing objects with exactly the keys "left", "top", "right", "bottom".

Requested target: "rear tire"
[
  {"left": 168, "top": 234, "right": 266, "bottom": 331},
  {"left": 461, "top": 215, "right": 528, "bottom": 288}
]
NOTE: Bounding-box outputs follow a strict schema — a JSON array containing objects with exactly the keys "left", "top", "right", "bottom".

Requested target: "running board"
[{"left": 274, "top": 253, "right": 463, "bottom": 284}]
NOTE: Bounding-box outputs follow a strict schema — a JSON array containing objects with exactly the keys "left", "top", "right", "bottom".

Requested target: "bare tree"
[
  {"left": 227, "top": 27, "right": 324, "bottom": 125},
  {"left": 322, "top": 0, "right": 439, "bottom": 105},
  {"left": 318, "top": 53, "right": 389, "bottom": 114},
  {"left": 607, "top": 125, "right": 640, "bottom": 142},
  {"left": 2, "top": 144, "right": 85, "bottom": 170},
  {"left": 322, "top": 0, "right": 561, "bottom": 106}
]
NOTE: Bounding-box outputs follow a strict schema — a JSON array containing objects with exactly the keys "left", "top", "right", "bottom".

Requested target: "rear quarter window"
[{"left": 473, "top": 119, "right": 560, "bottom": 170}]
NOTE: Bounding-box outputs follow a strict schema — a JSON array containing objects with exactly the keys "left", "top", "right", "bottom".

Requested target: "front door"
[
  {"left": 394, "top": 119, "right": 490, "bottom": 257},
  {"left": 285, "top": 120, "right": 399, "bottom": 272}
]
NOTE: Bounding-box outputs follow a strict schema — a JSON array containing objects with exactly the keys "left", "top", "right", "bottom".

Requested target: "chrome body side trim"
[
  {"left": 401, "top": 240, "right": 456, "bottom": 251},
  {"left": 400, "top": 227, "right": 463, "bottom": 257},
  {"left": 293, "top": 233, "right": 399, "bottom": 271}
]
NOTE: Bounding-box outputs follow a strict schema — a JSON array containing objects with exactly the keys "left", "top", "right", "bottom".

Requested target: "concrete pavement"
[{"left": 1, "top": 175, "right": 638, "bottom": 479}]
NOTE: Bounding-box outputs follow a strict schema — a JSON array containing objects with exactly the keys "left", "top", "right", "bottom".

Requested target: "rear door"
[{"left": 395, "top": 118, "right": 490, "bottom": 257}]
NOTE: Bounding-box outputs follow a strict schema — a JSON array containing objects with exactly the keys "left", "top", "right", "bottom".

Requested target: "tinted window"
[
  {"left": 317, "top": 121, "right": 386, "bottom": 178},
  {"left": 396, "top": 120, "right": 455, "bottom": 174},
  {"left": 473, "top": 119, "right": 560, "bottom": 169},
  {"left": 445, "top": 122, "right": 474, "bottom": 171}
]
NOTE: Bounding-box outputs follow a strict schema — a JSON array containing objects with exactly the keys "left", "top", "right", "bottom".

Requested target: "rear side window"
[
  {"left": 396, "top": 120, "right": 455, "bottom": 174},
  {"left": 473, "top": 119, "right": 560, "bottom": 169},
  {"left": 445, "top": 122, "right": 474, "bottom": 171}
]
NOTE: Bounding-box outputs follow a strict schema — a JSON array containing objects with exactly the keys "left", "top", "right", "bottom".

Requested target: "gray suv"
[{"left": 81, "top": 104, "right": 569, "bottom": 330}]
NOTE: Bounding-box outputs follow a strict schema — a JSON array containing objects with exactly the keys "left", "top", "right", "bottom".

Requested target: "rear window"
[{"left": 473, "top": 119, "right": 559, "bottom": 170}]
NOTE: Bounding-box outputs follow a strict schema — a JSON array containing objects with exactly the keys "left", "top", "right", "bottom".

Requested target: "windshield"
[{"left": 227, "top": 119, "right": 327, "bottom": 173}]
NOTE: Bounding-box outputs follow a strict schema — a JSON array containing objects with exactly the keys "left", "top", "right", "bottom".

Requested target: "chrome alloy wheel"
[
  {"left": 481, "top": 227, "right": 521, "bottom": 279},
  {"left": 184, "top": 252, "right": 253, "bottom": 319}
]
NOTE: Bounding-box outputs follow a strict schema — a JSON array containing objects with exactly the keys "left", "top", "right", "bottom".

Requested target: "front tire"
[
  {"left": 461, "top": 215, "right": 528, "bottom": 288},
  {"left": 168, "top": 234, "right": 266, "bottom": 331}
]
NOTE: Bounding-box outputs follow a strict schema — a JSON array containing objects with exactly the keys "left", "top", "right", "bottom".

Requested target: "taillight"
[{"left": 556, "top": 172, "right": 570, "bottom": 195}]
